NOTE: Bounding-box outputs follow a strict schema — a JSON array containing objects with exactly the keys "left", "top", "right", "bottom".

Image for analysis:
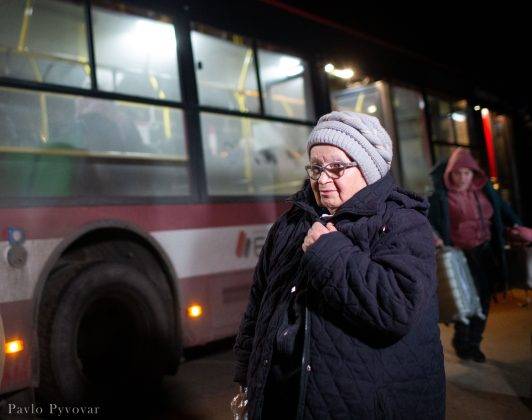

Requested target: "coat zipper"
[
  {"left": 296, "top": 302, "right": 311, "bottom": 420},
  {"left": 288, "top": 201, "right": 373, "bottom": 420}
]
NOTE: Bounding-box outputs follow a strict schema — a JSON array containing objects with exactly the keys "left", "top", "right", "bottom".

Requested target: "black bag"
[{"left": 506, "top": 245, "right": 532, "bottom": 290}]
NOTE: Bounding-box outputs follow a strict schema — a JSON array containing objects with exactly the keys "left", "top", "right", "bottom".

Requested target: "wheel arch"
[{"left": 31, "top": 219, "right": 182, "bottom": 383}]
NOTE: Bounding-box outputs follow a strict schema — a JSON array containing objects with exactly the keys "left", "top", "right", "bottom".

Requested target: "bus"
[{"left": 0, "top": 0, "right": 523, "bottom": 406}]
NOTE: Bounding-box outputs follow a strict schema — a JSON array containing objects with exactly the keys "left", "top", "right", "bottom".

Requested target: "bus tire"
[{"left": 36, "top": 261, "right": 172, "bottom": 405}]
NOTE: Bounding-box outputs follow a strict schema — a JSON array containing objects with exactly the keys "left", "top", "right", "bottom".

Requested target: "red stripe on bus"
[
  {"left": 0, "top": 201, "right": 291, "bottom": 240},
  {"left": 235, "top": 231, "right": 247, "bottom": 258}
]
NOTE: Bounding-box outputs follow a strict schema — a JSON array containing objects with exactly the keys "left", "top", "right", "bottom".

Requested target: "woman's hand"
[
  {"left": 230, "top": 385, "right": 248, "bottom": 418},
  {"left": 433, "top": 232, "right": 444, "bottom": 248},
  {"left": 508, "top": 226, "right": 532, "bottom": 245},
  {"left": 302, "top": 222, "right": 337, "bottom": 252}
]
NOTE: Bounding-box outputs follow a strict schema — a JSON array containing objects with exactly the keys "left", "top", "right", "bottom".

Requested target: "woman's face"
[
  {"left": 450, "top": 167, "right": 474, "bottom": 191},
  {"left": 309, "top": 145, "right": 367, "bottom": 214}
]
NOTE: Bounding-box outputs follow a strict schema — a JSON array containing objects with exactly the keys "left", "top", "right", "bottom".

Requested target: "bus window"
[
  {"left": 452, "top": 100, "right": 470, "bottom": 146},
  {"left": 391, "top": 86, "right": 432, "bottom": 195},
  {"left": 200, "top": 112, "right": 309, "bottom": 196},
  {"left": 0, "top": 87, "right": 189, "bottom": 198},
  {"left": 257, "top": 48, "right": 314, "bottom": 121},
  {"left": 329, "top": 79, "right": 386, "bottom": 124},
  {"left": 427, "top": 96, "right": 471, "bottom": 146},
  {"left": 432, "top": 144, "right": 455, "bottom": 163},
  {"left": 0, "top": 0, "right": 90, "bottom": 88},
  {"left": 428, "top": 96, "right": 454, "bottom": 144},
  {"left": 92, "top": 7, "right": 180, "bottom": 101},
  {"left": 191, "top": 26, "right": 260, "bottom": 113},
  {"left": 427, "top": 96, "right": 473, "bottom": 163},
  {"left": 483, "top": 110, "right": 520, "bottom": 208}
]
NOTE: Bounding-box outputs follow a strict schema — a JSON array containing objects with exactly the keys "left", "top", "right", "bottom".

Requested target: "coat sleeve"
[
  {"left": 233, "top": 220, "right": 279, "bottom": 385},
  {"left": 485, "top": 181, "right": 522, "bottom": 226},
  {"left": 301, "top": 208, "right": 437, "bottom": 339},
  {"left": 428, "top": 192, "right": 445, "bottom": 240}
]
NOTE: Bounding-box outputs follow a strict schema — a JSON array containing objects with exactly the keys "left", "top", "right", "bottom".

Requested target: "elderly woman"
[{"left": 233, "top": 111, "right": 445, "bottom": 419}]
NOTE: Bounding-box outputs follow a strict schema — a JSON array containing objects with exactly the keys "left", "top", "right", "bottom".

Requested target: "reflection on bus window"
[
  {"left": 428, "top": 96, "right": 470, "bottom": 146},
  {"left": 257, "top": 48, "right": 314, "bottom": 121},
  {"left": 93, "top": 7, "right": 180, "bottom": 101},
  {"left": 452, "top": 100, "right": 470, "bottom": 146},
  {"left": 392, "top": 86, "right": 432, "bottom": 195},
  {"left": 428, "top": 97, "right": 453, "bottom": 144},
  {"left": 0, "top": 87, "right": 189, "bottom": 197},
  {"left": 201, "top": 112, "right": 310, "bottom": 196},
  {"left": 433, "top": 144, "right": 456, "bottom": 163},
  {"left": 0, "top": 0, "right": 90, "bottom": 88},
  {"left": 191, "top": 27, "right": 259, "bottom": 113},
  {"left": 329, "top": 79, "right": 385, "bottom": 123}
]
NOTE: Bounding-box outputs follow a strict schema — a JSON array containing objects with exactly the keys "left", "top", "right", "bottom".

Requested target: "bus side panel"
[
  {"left": 0, "top": 300, "right": 34, "bottom": 395},
  {"left": 179, "top": 269, "right": 254, "bottom": 347},
  {"left": 153, "top": 223, "right": 270, "bottom": 347}
]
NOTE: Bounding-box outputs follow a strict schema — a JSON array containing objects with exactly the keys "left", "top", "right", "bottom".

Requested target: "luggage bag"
[{"left": 436, "top": 246, "right": 485, "bottom": 324}]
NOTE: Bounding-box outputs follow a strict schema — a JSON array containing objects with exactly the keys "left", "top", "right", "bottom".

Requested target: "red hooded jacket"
[{"left": 443, "top": 148, "right": 494, "bottom": 250}]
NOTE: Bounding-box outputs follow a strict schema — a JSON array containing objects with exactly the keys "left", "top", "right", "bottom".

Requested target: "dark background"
[
  {"left": 273, "top": 1, "right": 529, "bottom": 112},
  {"left": 155, "top": 0, "right": 528, "bottom": 114}
]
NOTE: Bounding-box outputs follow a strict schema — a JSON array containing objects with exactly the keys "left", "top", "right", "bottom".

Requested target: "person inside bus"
[
  {"left": 428, "top": 147, "right": 532, "bottom": 362},
  {"left": 233, "top": 111, "right": 445, "bottom": 419}
]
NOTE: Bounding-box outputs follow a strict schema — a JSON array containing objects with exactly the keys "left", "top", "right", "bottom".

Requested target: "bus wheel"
[{"left": 37, "top": 262, "right": 172, "bottom": 405}]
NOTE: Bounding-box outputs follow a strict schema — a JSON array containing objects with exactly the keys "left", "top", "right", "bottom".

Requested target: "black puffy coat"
[{"left": 234, "top": 173, "right": 446, "bottom": 419}]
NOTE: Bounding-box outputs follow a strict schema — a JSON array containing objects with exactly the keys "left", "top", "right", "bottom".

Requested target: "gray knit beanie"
[{"left": 307, "top": 111, "right": 393, "bottom": 184}]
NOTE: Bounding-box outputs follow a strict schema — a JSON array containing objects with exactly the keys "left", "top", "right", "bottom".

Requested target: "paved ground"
[
  {"left": 441, "top": 290, "right": 531, "bottom": 419},
  {"left": 2, "top": 291, "right": 530, "bottom": 419},
  {"left": 153, "top": 290, "right": 531, "bottom": 420}
]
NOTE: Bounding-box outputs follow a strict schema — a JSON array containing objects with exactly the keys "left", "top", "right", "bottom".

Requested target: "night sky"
[{"left": 276, "top": 1, "right": 530, "bottom": 112}]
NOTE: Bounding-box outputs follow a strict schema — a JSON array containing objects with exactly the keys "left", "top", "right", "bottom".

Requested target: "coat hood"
[
  {"left": 288, "top": 172, "right": 429, "bottom": 219},
  {"left": 443, "top": 147, "right": 488, "bottom": 191}
]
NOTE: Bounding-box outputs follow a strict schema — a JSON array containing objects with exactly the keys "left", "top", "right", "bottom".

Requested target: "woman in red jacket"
[{"left": 430, "top": 148, "right": 531, "bottom": 362}]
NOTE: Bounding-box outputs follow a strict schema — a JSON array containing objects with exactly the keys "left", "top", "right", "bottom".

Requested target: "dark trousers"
[
  {"left": 453, "top": 242, "right": 498, "bottom": 351},
  {"left": 262, "top": 358, "right": 300, "bottom": 419}
]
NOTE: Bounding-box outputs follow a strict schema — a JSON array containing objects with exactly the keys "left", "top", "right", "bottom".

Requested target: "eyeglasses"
[{"left": 305, "top": 161, "right": 358, "bottom": 180}]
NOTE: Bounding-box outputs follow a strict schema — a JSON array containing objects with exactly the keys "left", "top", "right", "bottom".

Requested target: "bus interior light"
[
  {"left": 451, "top": 112, "right": 466, "bottom": 122},
  {"left": 278, "top": 56, "right": 303, "bottom": 77},
  {"left": 324, "top": 63, "right": 335, "bottom": 73},
  {"left": 324, "top": 63, "right": 354, "bottom": 79},
  {"left": 333, "top": 68, "right": 354, "bottom": 79}
]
